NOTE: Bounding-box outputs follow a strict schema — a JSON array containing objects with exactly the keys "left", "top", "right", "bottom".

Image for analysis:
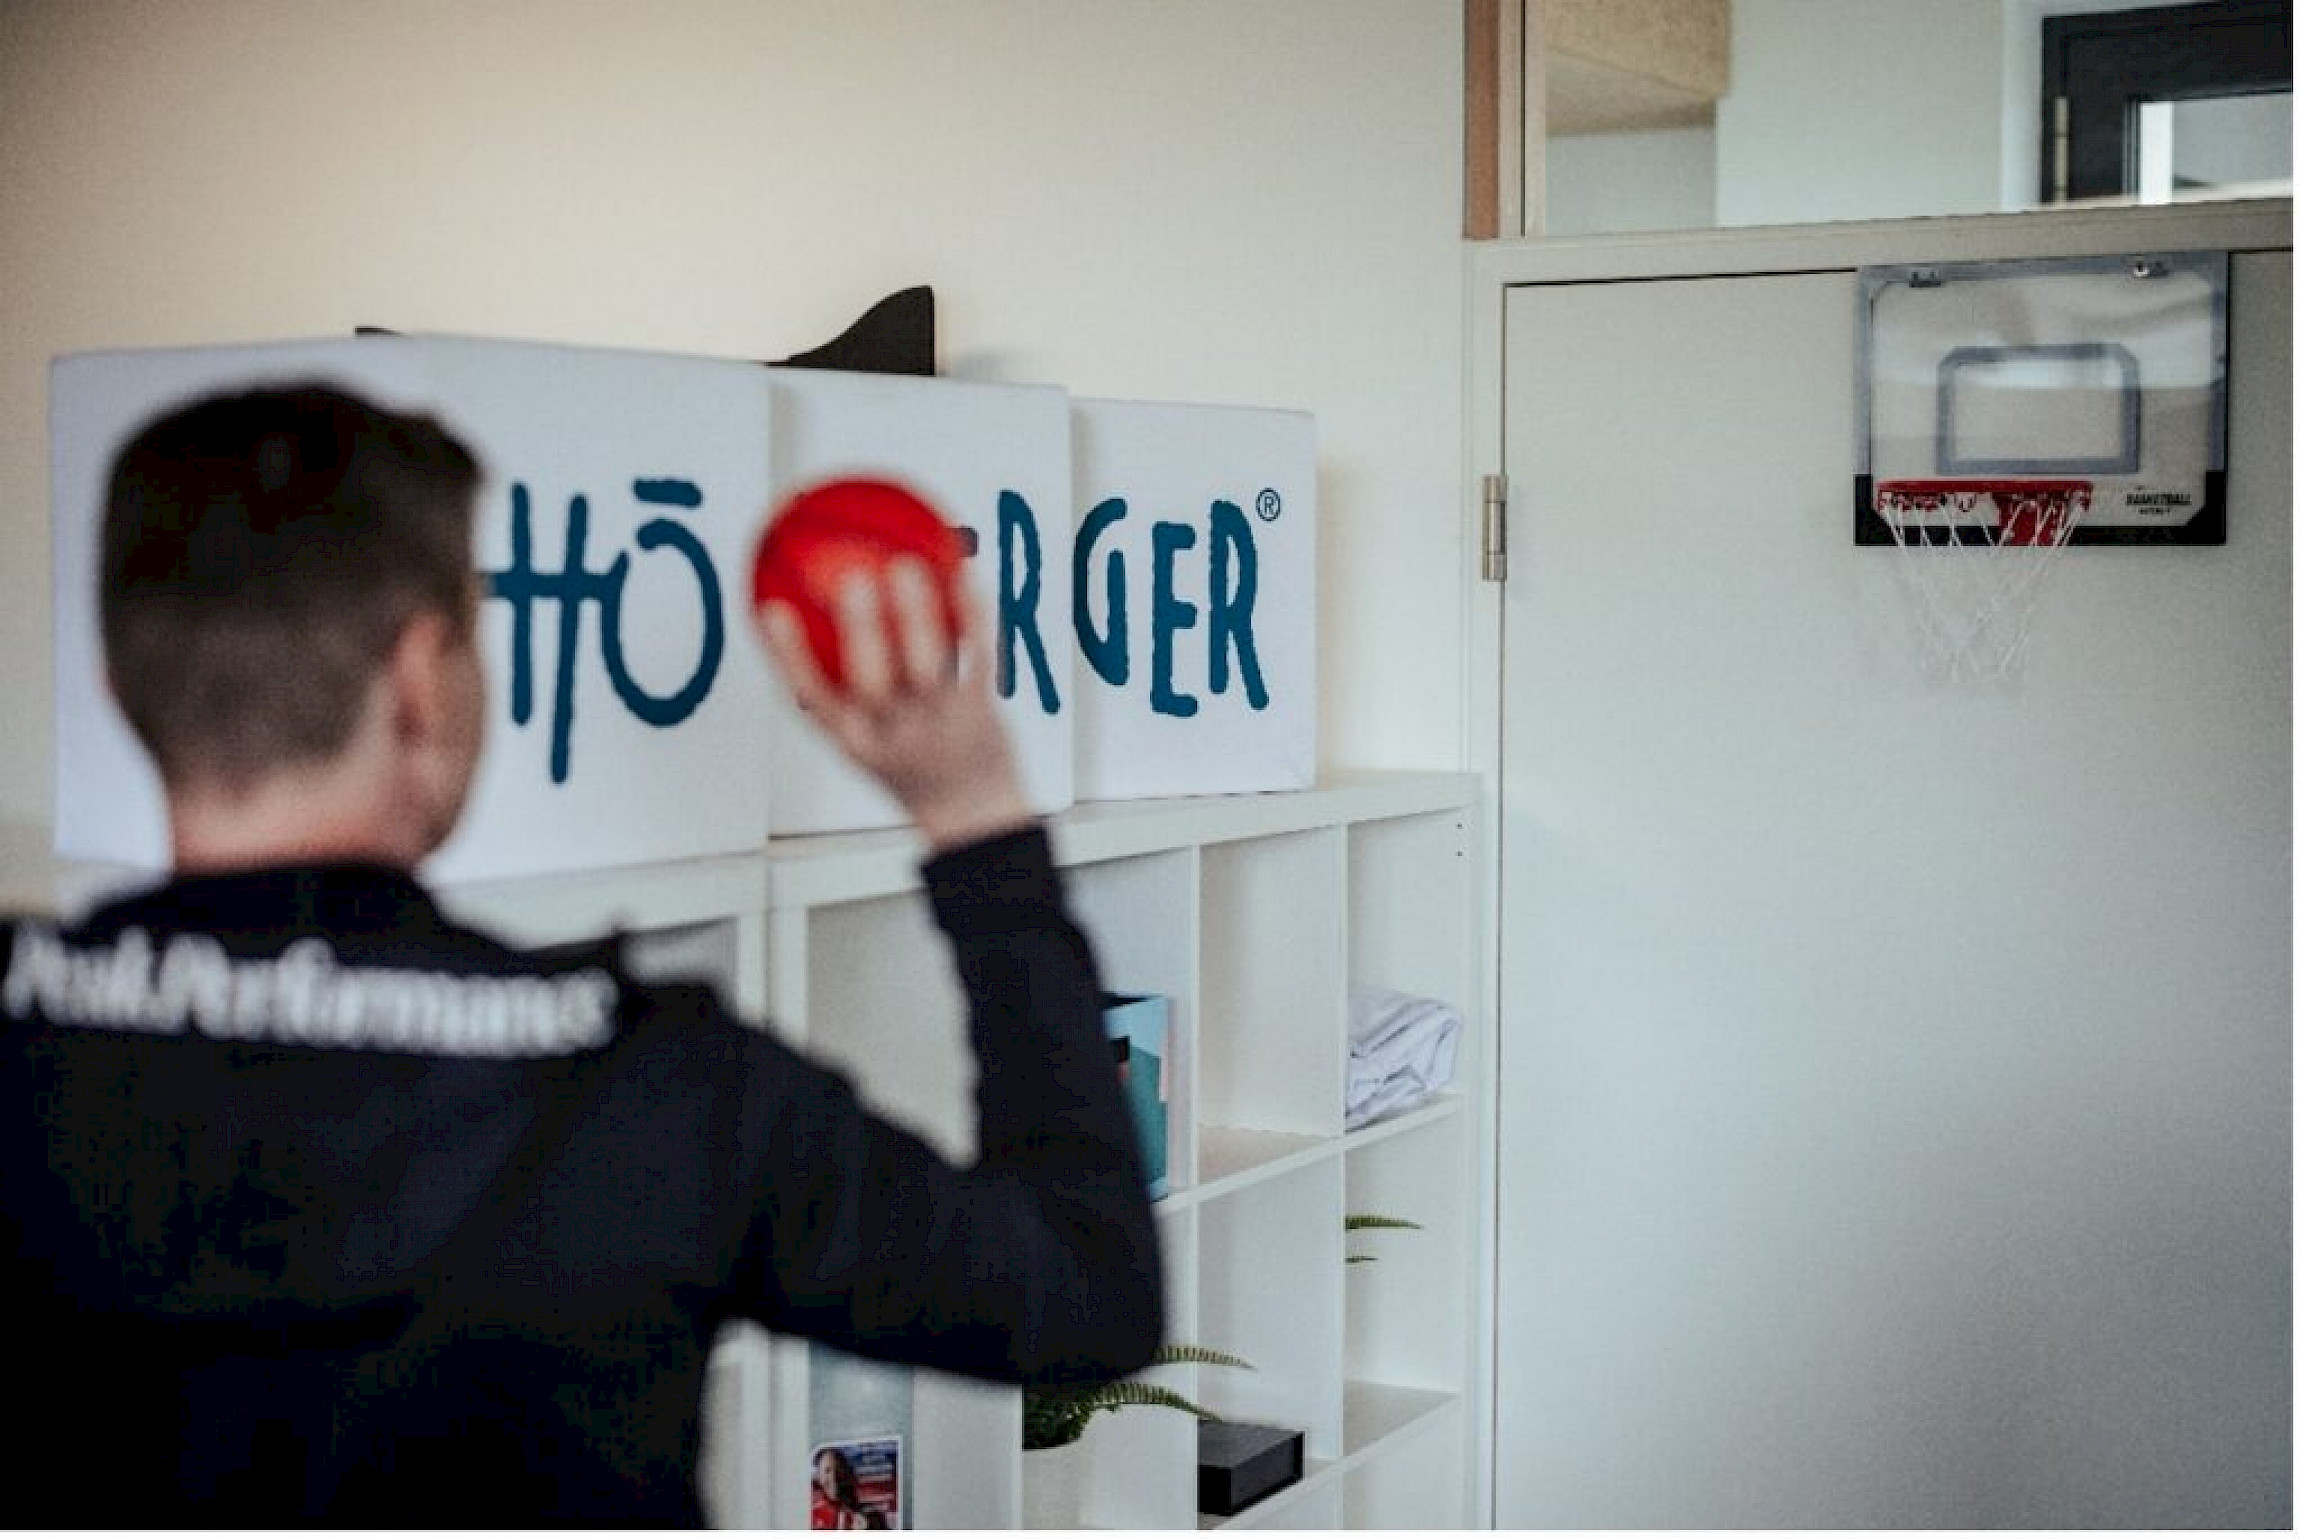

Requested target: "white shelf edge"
[
  {"left": 4, "top": 771, "right": 1477, "bottom": 920},
  {"left": 764, "top": 771, "right": 1476, "bottom": 910},
  {"left": 1339, "top": 1092, "right": 1464, "bottom": 1152},
  {"left": 761, "top": 824, "right": 931, "bottom": 908},
  {"left": 0, "top": 817, "right": 780, "bottom": 945},
  {"left": 1189, "top": 1125, "right": 1337, "bottom": 1205},
  {"left": 4, "top": 772, "right": 1472, "bottom": 920},
  {"left": 1060, "top": 770, "right": 1475, "bottom": 865},
  {"left": 439, "top": 851, "right": 768, "bottom": 945},
  {"left": 1339, "top": 1380, "right": 1457, "bottom": 1467},
  {"left": 1159, "top": 1094, "right": 1464, "bottom": 1215}
]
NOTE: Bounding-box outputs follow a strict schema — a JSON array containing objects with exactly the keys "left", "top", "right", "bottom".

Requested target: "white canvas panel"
[
  {"left": 51, "top": 341, "right": 433, "bottom": 875},
  {"left": 765, "top": 369, "right": 1075, "bottom": 835},
  {"left": 50, "top": 334, "right": 776, "bottom": 882},
  {"left": 411, "top": 337, "right": 776, "bottom": 881},
  {"left": 1070, "top": 399, "right": 1316, "bottom": 800}
]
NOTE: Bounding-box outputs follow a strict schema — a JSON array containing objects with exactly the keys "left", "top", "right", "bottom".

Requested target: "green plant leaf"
[
  {"left": 1147, "top": 1343, "right": 1253, "bottom": 1372},
  {"left": 1024, "top": 1381, "right": 1225, "bottom": 1450},
  {"left": 1344, "top": 1213, "right": 1422, "bottom": 1232},
  {"left": 1346, "top": 1212, "right": 1422, "bottom": 1266},
  {"left": 1021, "top": 1343, "right": 1252, "bottom": 1449}
]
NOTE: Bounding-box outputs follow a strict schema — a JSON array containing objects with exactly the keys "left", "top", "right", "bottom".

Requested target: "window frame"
[{"left": 2041, "top": 0, "right": 2292, "bottom": 203}]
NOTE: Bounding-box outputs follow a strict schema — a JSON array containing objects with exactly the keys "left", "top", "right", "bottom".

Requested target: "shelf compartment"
[
  {"left": 698, "top": 1322, "right": 766, "bottom": 1527},
  {"left": 1022, "top": 1347, "right": 1202, "bottom": 1529},
  {"left": 804, "top": 1345, "right": 917, "bottom": 1529},
  {"left": 1341, "top": 1381, "right": 1454, "bottom": 1462},
  {"left": 1344, "top": 1114, "right": 1474, "bottom": 1399},
  {"left": 1196, "top": 1160, "right": 1344, "bottom": 1461},
  {"left": 1199, "top": 829, "right": 1347, "bottom": 1138},
  {"left": 1342, "top": 1396, "right": 1466, "bottom": 1528},
  {"left": 910, "top": 1370, "right": 1016, "bottom": 1529},
  {"left": 1066, "top": 849, "right": 1200, "bottom": 1196},
  {"left": 799, "top": 1352, "right": 1017, "bottom": 1531},
  {"left": 1010, "top": 1203, "right": 1202, "bottom": 1530},
  {"left": 1191, "top": 1386, "right": 1456, "bottom": 1530},
  {"left": 1345, "top": 809, "right": 1476, "bottom": 1012},
  {"left": 799, "top": 891, "right": 973, "bottom": 1162}
]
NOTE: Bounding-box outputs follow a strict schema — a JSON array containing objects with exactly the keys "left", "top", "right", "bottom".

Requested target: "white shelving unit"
[{"left": 0, "top": 770, "right": 1487, "bottom": 1529}]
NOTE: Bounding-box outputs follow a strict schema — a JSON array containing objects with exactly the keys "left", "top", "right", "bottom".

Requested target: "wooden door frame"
[{"left": 1464, "top": 0, "right": 1525, "bottom": 239}]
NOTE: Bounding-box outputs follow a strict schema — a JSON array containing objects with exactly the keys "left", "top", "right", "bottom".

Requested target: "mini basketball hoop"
[{"left": 1871, "top": 478, "right": 2091, "bottom": 682}]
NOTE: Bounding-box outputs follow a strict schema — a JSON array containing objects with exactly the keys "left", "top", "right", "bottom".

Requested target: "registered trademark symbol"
[{"left": 1255, "top": 488, "right": 1282, "bottom": 521}]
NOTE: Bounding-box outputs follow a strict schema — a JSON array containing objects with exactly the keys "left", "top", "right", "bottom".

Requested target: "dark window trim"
[{"left": 2041, "top": 0, "right": 2292, "bottom": 202}]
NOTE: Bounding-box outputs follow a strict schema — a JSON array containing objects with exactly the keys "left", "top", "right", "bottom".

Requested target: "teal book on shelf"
[{"left": 1102, "top": 993, "right": 1171, "bottom": 1199}]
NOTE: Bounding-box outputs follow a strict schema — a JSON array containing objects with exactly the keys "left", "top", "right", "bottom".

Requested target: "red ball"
[{"left": 752, "top": 477, "right": 967, "bottom": 689}]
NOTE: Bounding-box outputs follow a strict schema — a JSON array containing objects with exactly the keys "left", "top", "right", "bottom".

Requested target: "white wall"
[
  {"left": 1717, "top": 0, "right": 2008, "bottom": 228},
  {"left": 0, "top": 0, "right": 1467, "bottom": 835},
  {"left": 1545, "top": 125, "right": 1716, "bottom": 237}
]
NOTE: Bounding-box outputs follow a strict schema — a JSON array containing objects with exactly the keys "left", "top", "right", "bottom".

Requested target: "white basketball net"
[{"left": 1873, "top": 480, "right": 2090, "bottom": 683}]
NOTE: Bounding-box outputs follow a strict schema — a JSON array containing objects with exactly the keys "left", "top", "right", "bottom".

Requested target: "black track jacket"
[{"left": 1, "top": 825, "right": 1163, "bottom": 1525}]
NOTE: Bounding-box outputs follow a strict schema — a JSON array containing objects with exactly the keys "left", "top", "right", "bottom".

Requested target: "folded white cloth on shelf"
[{"left": 1345, "top": 983, "right": 1461, "bottom": 1131}]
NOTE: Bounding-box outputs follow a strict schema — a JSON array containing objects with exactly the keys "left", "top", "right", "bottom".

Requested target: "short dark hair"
[{"left": 100, "top": 383, "right": 483, "bottom": 791}]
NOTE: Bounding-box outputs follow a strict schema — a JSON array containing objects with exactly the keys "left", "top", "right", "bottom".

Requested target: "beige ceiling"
[
  {"left": 1547, "top": 51, "right": 1715, "bottom": 136},
  {"left": 1540, "top": 0, "right": 1727, "bottom": 136}
]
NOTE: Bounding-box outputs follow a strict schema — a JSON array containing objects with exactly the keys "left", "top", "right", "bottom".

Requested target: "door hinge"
[{"left": 1480, "top": 473, "right": 1509, "bottom": 583}]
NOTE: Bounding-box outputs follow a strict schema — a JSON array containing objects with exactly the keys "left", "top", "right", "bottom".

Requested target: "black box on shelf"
[{"left": 1196, "top": 1420, "right": 1304, "bottom": 1517}]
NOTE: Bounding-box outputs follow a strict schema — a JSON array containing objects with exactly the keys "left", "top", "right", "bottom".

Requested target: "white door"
[{"left": 1490, "top": 224, "right": 2290, "bottom": 1527}]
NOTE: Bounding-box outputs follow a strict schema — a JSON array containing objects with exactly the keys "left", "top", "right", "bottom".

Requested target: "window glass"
[{"left": 1534, "top": 0, "right": 2290, "bottom": 239}]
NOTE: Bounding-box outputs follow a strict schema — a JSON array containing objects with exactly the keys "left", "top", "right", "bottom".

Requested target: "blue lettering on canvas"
[
  {"left": 1207, "top": 500, "right": 1268, "bottom": 710},
  {"left": 1073, "top": 497, "right": 1131, "bottom": 688},
  {"left": 996, "top": 491, "right": 1061, "bottom": 713},
  {"left": 485, "top": 478, "right": 724, "bottom": 785},
  {"left": 1150, "top": 520, "right": 1200, "bottom": 719},
  {"left": 1072, "top": 497, "right": 1269, "bottom": 719}
]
